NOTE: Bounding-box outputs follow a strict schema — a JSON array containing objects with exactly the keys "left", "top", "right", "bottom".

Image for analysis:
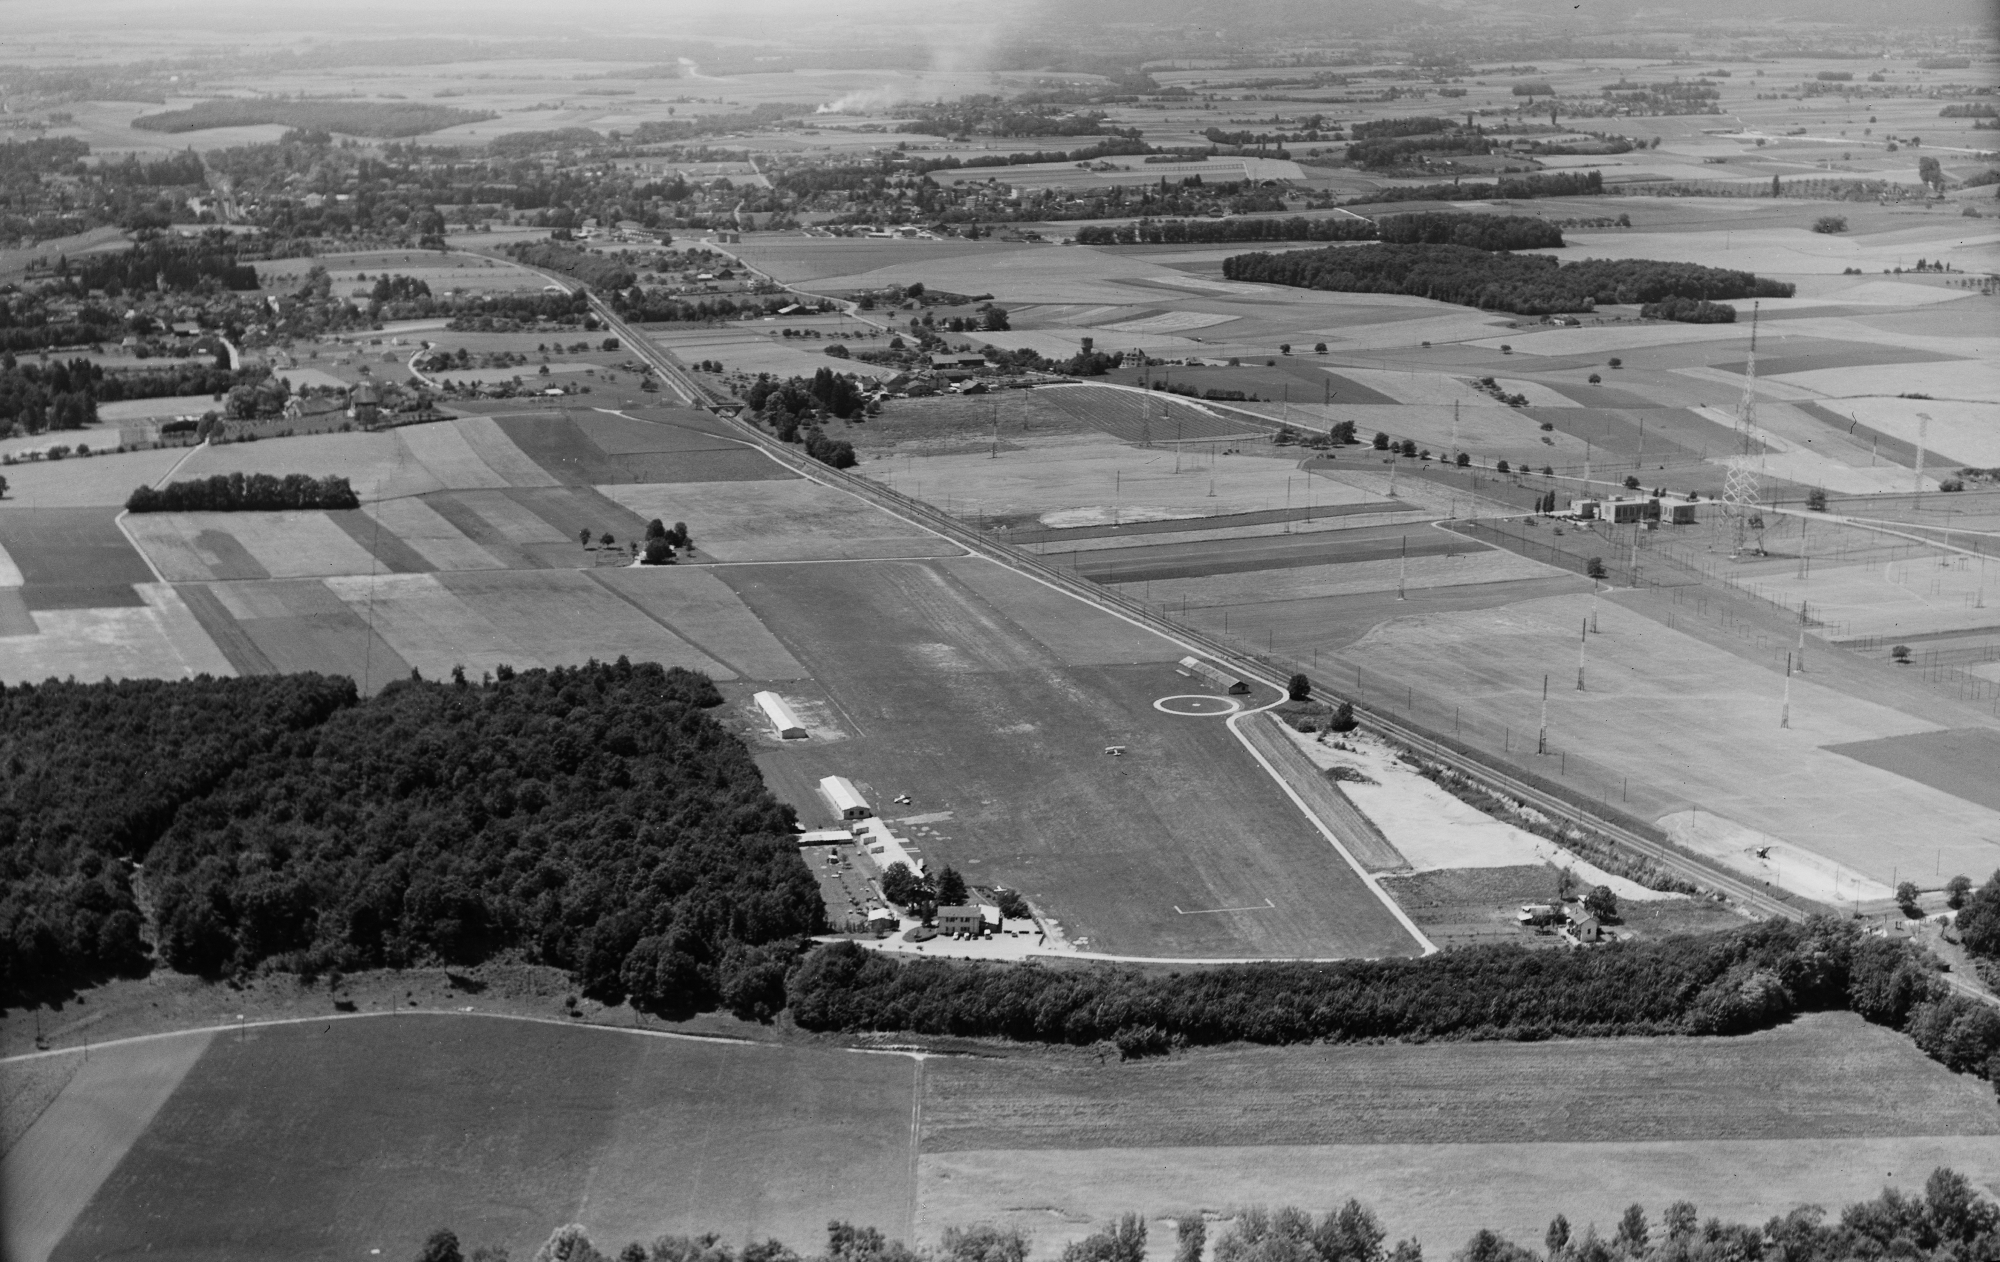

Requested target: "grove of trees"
[
  {"left": 126, "top": 472, "right": 362, "bottom": 512},
  {"left": 1222, "top": 244, "right": 1794, "bottom": 316}
]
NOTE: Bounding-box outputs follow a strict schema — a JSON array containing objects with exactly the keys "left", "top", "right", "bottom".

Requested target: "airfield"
[{"left": 6, "top": 29, "right": 2000, "bottom": 1261}]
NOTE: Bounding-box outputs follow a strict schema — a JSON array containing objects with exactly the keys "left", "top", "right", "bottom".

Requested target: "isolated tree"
[
  {"left": 1373, "top": 431, "right": 1390, "bottom": 450},
  {"left": 417, "top": 1231, "right": 465, "bottom": 1262},
  {"left": 535, "top": 1225, "right": 604, "bottom": 1262},
  {"left": 579, "top": 527, "right": 592, "bottom": 548},
  {"left": 1919, "top": 156, "right": 1943, "bottom": 188},
  {"left": 1612, "top": 1205, "right": 1648, "bottom": 1255},
  {"left": 646, "top": 518, "right": 667, "bottom": 540},
  {"left": 1455, "top": 452, "right": 1470, "bottom": 468},
  {"left": 1806, "top": 488, "right": 1827, "bottom": 511},
  {"left": 0, "top": 475, "right": 8, "bottom": 498},
  {"left": 599, "top": 531, "right": 614, "bottom": 547},
  {"left": 1586, "top": 556, "right": 1607, "bottom": 579},
  {"left": 1399, "top": 438, "right": 1418, "bottom": 458},
  {"left": 1607, "top": 358, "right": 1622, "bottom": 369},
  {"left": 1454, "top": 1230, "right": 1538, "bottom": 1262},
  {"left": 1545, "top": 1217, "right": 1571, "bottom": 1260},
  {"left": 1622, "top": 475, "right": 1641, "bottom": 490},
  {"left": 1892, "top": 644, "right": 1912, "bottom": 664},
  {"left": 1898, "top": 881, "right": 1923, "bottom": 917},
  {"left": 1279, "top": 343, "right": 1292, "bottom": 354},
  {"left": 1330, "top": 700, "right": 1358, "bottom": 733},
  {"left": 942, "top": 1226, "right": 1029, "bottom": 1262},
  {"left": 1948, "top": 875, "right": 1973, "bottom": 909},
  {"left": 935, "top": 865, "right": 969, "bottom": 908},
  {"left": 1588, "top": 373, "right": 1601, "bottom": 384},
  {"left": 1584, "top": 884, "right": 1620, "bottom": 922},
  {"left": 1063, "top": 1217, "right": 1146, "bottom": 1262},
  {"left": 1314, "top": 342, "right": 1328, "bottom": 353},
  {"left": 1149, "top": 1218, "right": 1205, "bottom": 1262},
  {"left": 1662, "top": 1202, "right": 1698, "bottom": 1242},
  {"left": 1288, "top": 673, "right": 1312, "bottom": 702}
]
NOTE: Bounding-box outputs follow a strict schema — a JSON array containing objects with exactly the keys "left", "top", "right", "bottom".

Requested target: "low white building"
[
  {"left": 820, "top": 775, "right": 873, "bottom": 821},
  {"left": 754, "top": 690, "right": 807, "bottom": 740},
  {"left": 855, "top": 817, "right": 923, "bottom": 877}
]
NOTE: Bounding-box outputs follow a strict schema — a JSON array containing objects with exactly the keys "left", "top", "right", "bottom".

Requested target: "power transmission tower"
[{"left": 1722, "top": 302, "right": 1768, "bottom": 557}]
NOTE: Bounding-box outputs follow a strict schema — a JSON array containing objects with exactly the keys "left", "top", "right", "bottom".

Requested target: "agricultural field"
[
  {"left": 21, "top": 1002, "right": 1990, "bottom": 1262},
  {"left": 7, "top": 1017, "right": 919, "bottom": 1262}
]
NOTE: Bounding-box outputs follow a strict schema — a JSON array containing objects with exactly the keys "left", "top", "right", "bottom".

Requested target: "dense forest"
[
  {"left": 131, "top": 99, "right": 497, "bottom": 138},
  {"left": 420, "top": 1165, "right": 1999, "bottom": 1262},
  {"left": 788, "top": 915, "right": 2000, "bottom": 1090},
  {"left": 1222, "top": 244, "right": 1793, "bottom": 315},
  {"left": 0, "top": 663, "right": 822, "bottom": 1012},
  {"left": 126, "top": 472, "right": 362, "bottom": 512}
]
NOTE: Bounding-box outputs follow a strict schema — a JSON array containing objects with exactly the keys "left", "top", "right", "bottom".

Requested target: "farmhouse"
[
  {"left": 754, "top": 690, "right": 808, "bottom": 739},
  {"left": 930, "top": 352, "right": 989, "bottom": 371},
  {"left": 820, "top": 774, "right": 873, "bottom": 821},
  {"left": 1180, "top": 655, "right": 1250, "bottom": 695}
]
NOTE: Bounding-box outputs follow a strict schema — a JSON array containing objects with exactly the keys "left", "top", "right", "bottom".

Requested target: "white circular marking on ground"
[{"left": 1153, "top": 694, "right": 1243, "bottom": 717}]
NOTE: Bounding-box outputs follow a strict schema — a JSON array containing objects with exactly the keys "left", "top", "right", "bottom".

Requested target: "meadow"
[{"left": 23, "top": 1017, "right": 918, "bottom": 1262}]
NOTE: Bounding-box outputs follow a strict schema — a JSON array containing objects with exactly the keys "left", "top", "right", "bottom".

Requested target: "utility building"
[
  {"left": 820, "top": 775, "right": 873, "bottom": 821},
  {"left": 1180, "top": 655, "right": 1250, "bottom": 695},
  {"left": 754, "top": 691, "right": 808, "bottom": 740}
]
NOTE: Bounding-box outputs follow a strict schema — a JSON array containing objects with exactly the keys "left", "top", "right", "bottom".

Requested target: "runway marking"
[
  {"left": 1174, "top": 899, "right": 1276, "bottom": 915},
  {"left": 1154, "top": 693, "right": 1243, "bottom": 716}
]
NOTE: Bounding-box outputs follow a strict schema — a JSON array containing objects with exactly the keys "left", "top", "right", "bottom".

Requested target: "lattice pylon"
[{"left": 1721, "top": 303, "right": 1766, "bottom": 557}]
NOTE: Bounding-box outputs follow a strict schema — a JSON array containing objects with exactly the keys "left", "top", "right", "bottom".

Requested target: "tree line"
[
  {"left": 126, "top": 472, "right": 362, "bottom": 512},
  {"left": 132, "top": 99, "right": 497, "bottom": 138},
  {"left": 0, "top": 662, "right": 823, "bottom": 1013},
  {"left": 53, "top": 232, "right": 260, "bottom": 294},
  {"left": 402, "top": 1165, "right": 1997, "bottom": 1262},
  {"left": 787, "top": 915, "right": 2000, "bottom": 1090},
  {"left": 1221, "top": 244, "right": 1793, "bottom": 316},
  {"left": 1376, "top": 213, "right": 1564, "bottom": 251},
  {"left": 1343, "top": 171, "right": 1605, "bottom": 205}
]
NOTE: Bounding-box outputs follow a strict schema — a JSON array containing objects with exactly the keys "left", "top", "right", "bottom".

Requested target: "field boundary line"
[
  {"left": 0, "top": 1006, "right": 937, "bottom": 1068},
  {"left": 1228, "top": 700, "right": 1439, "bottom": 956},
  {"left": 114, "top": 438, "right": 211, "bottom": 587}
]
